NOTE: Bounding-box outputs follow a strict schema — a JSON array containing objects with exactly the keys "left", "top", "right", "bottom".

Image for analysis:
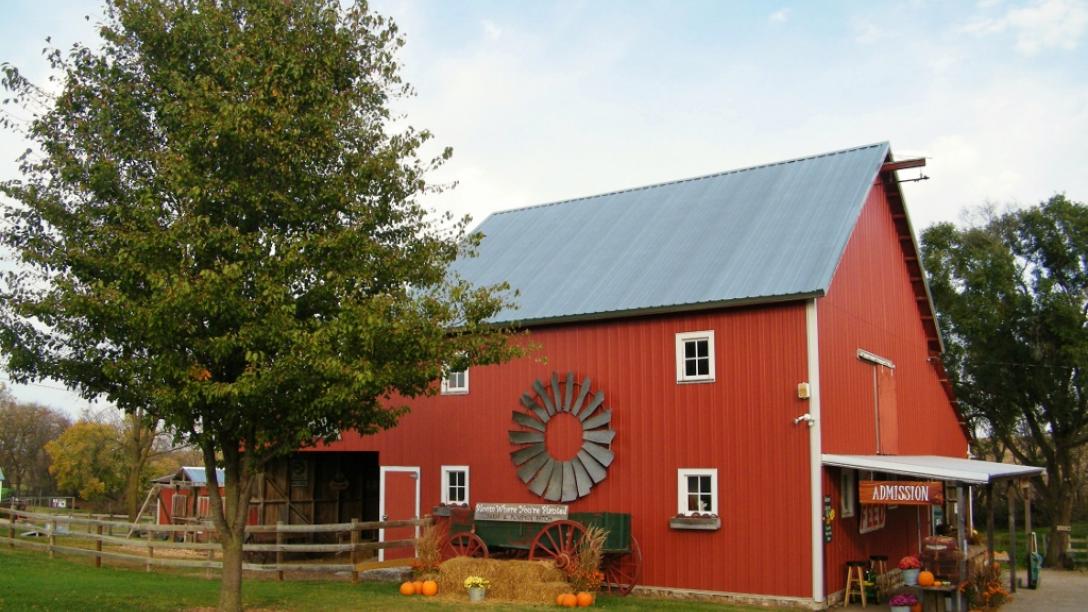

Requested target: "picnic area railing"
[{"left": 0, "top": 507, "right": 428, "bottom": 583}]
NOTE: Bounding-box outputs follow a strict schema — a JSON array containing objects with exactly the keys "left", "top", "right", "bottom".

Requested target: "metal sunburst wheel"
[{"left": 508, "top": 372, "right": 615, "bottom": 501}]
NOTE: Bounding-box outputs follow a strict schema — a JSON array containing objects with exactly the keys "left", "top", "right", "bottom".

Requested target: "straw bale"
[{"left": 437, "top": 557, "right": 572, "bottom": 603}]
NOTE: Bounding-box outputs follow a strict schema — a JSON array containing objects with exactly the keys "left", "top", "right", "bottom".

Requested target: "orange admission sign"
[{"left": 859, "top": 481, "right": 944, "bottom": 506}]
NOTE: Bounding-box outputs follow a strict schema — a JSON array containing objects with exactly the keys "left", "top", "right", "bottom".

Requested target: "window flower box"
[
  {"left": 669, "top": 514, "right": 721, "bottom": 531},
  {"left": 432, "top": 503, "right": 468, "bottom": 517}
]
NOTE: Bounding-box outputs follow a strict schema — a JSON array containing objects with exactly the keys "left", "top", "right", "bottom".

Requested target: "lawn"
[
  {"left": 985, "top": 521, "right": 1087, "bottom": 569},
  {"left": 0, "top": 547, "right": 774, "bottom": 611}
]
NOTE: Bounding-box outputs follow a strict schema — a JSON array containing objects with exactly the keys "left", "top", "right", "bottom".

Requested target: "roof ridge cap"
[{"left": 491, "top": 142, "right": 890, "bottom": 216}]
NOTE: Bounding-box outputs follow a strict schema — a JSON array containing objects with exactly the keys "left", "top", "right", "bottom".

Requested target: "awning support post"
[
  {"left": 957, "top": 483, "right": 967, "bottom": 612},
  {"left": 986, "top": 484, "right": 995, "bottom": 565},
  {"left": 1007, "top": 480, "right": 1017, "bottom": 593}
]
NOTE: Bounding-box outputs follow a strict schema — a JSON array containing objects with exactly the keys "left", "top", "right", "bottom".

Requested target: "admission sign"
[{"left": 860, "top": 481, "right": 944, "bottom": 506}]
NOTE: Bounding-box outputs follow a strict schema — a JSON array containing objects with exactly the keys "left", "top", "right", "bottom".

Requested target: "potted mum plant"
[
  {"left": 464, "top": 576, "right": 490, "bottom": 603},
  {"left": 898, "top": 555, "right": 922, "bottom": 585},
  {"left": 888, "top": 592, "right": 918, "bottom": 612}
]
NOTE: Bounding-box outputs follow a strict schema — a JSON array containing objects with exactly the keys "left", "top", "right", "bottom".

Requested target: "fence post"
[
  {"left": 7, "top": 509, "right": 14, "bottom": 548},
  {"left": 48, "top": 517, "right": 56, "bottom": 559},
  {"left": 146, "top": 525, "right": 154, "bottom": 572},
  {"left": 350, "top": 518, "right": 359, "bottom": 584},
  {"left": 276, "top": 521, "right": 284, "bottom": 582},
  {"left": 95, "top": 524, "right": 103, "bottom": 569}
]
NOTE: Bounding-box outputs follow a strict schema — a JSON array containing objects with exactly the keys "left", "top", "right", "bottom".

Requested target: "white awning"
[{"left": 822, "top": 454, "right": 1045, "bottom": 485}]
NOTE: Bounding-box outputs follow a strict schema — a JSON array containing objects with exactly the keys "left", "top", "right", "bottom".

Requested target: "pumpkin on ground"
[
  {"left": 399, "top": 582, "right": 415, "bottom": 596},
  {"left": 412, "top": 580, "right": 424, "bottom": 594},
  {"left": 575, "top": 591, "right": 594, "bottom": 607},
  {"left": 917, "top": 570, "right": 935, "bottom": 587},
  {"left": 559, "top": 593, "right": 577, "bottom": 607},
  {"left": 421, "top": 580, "right": 438, "bottom": 596}
]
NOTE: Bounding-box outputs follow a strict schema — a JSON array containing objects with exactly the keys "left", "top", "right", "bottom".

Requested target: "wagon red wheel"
[
  {"left": 600, "top": 534, "right": 642, "bottom": 596},
  {"left": 442, "top": 532, "right": 489, "bottom": 559},
  {"left": 528, "top": 520, "right": 586, "bottom": 571}
]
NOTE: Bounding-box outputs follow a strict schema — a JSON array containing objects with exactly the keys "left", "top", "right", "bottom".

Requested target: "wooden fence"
[
  {"left": 1070, "top": 536, "right": 1087, "bottom": 568},
  {"left": 0, "top": 507, "right": 428, "bottom": 583}
]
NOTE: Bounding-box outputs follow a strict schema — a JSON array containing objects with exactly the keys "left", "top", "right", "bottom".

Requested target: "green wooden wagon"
[{"left": 438, "top": 507, "right": 642, "bottom": 596}]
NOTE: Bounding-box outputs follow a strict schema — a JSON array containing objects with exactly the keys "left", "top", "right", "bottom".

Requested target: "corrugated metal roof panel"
[{"left": 451, "top": 142, "right": 890, "bottom": 324}]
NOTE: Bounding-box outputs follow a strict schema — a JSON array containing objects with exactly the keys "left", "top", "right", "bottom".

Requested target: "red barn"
[{"left": 279, "top": 143, "right": 1040, "bottom": 607}]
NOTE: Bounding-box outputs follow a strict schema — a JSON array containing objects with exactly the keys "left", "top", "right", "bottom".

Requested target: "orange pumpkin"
[
  {"left": 917, "top": 570, "right": 935, "bottom": 587},
  {"left": 412, "top": 580, "right": 424, "bottom": 594},
  {"left": 560, "top": 593, "right": 578, "bottom": 607},
  {"left": 575, "top": 591, "right": 594, "bottom": 607},
  {"left": 421, "top": 580, "right": 438, "bottom": 596},
  {"left": 399, "top": 581, "right": 416, "bottom": 596},
  {"left": 556, "top": 593, "right": 567, "bottom": 605}
]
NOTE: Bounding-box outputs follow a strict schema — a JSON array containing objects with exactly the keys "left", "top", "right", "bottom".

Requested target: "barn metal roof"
[
  {"left": 452, "top": 142, "right": 891, "bottom": 325},
  {"left": 152, "top": 466, "right": 226, "bottom": 486},
  {"left": 822, "top": 454, "right": 1045, "bottom": 485}
]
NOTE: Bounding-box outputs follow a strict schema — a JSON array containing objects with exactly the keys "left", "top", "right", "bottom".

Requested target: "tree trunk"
[
  {"left": 219, "top": 531, "right": 245, "bottom": 612},
  {"left": 1045, "top": 488, "right": 1075, "bottom": 568}
]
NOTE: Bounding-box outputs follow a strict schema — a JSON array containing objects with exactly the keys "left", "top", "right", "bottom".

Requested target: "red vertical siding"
[
  {"left": 320, "top": 304, "right": 813, "bottom": 597},
  {"left": 817, "top": 182, "right": 968, "bottom": 595}
]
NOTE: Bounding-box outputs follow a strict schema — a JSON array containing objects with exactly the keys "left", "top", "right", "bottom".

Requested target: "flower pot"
[
  {"left": 902, "top": 568, "right": 920, "bottom": 586},
  {"left": 890, "top": 606, "right": 911, "bottom": 612},
  {"left": 468, "top": 586, "right": 486, "bottom": 603}
]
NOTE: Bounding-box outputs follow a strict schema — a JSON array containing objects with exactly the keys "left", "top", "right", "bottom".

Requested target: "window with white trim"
[
  {"left": 441, "top": 466, "right": 469, "bottom": 505},
  {"left": 675, "top": 331, "right": 715, "bottom": 383},
  {"left": 677, "top": 468, "right": 718, "bottom": 515},
  {"left": 441, "top": 368, "right": 469, "bottom": 395},
  {"left": 841, "top": 469, "right": 856, "bottom": 518}
]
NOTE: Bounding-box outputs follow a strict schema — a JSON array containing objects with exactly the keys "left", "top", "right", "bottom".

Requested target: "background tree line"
[{"left": 0, "top": 382, "right": 198, "bottom": 516}]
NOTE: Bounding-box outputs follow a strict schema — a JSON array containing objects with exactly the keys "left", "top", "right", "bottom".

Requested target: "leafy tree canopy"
[
  {"left": 921, "top": 194, "right": 1088, "bottom": 564},
  {"left": 1, "top": 1, "right": 519, "bottom": 608}
]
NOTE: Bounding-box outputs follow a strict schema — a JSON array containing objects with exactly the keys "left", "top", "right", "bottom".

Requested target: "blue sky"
[{"left": 2, "top": 0, "right": 1087, "bottom": 414}]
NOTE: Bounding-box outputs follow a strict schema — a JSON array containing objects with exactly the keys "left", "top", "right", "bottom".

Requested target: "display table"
[{"left": 911, "top": 583, "right": 958, "bottom": 612}]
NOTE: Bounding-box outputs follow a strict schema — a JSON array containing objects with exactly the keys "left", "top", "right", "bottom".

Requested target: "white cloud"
[
  {"left": 481, "top": 19, "right": 502, "bottom": 40},
  {"left": 769, "top": 8, "right": 791, "bottom": 24},
  {"left": 961, "top": 0, "right": 1088, "bottom": 55},
  {"left": 852, "top": 17, "right": 885, "bottom": 44}
]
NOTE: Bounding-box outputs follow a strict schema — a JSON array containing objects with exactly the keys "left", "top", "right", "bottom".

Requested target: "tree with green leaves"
[
  {"left": 0, "top": 1, "right": 518, "bottom": 609},
  {"left": 921, "top": 195, "right": 1088, "bottom": 567},
  {"left": 0, "top": 389, "right": 71, "bottom": 497}
]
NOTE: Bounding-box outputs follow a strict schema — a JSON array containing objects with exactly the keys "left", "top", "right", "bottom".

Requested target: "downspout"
[{"left": 806, "top": 299, "right": 825, "bottom": 606}]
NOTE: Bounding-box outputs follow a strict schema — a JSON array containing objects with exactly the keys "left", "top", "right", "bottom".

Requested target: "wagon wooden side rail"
[{"left": 0, "top": 507, "right": 429, "bottom": 583}]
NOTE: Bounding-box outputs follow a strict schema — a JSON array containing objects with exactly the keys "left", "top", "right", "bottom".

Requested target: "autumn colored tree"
[
  {"left": 922, "top": 195, "right": 1088, "bottom": 567},
  {"left": 46, "top": 421, "right": 127, "bottom": 506},
  {"left": 0, "top": 2, "right": 517, "bottom": 609}
]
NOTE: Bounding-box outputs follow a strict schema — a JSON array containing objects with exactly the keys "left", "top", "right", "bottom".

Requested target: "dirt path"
[{"left": 1002, "top": 568, "right": 1088, "bottom": 612}]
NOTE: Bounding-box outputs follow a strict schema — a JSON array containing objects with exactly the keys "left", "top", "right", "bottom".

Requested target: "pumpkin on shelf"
[{"left": 917, "top": 570, "right": 936, "bottom": 587}]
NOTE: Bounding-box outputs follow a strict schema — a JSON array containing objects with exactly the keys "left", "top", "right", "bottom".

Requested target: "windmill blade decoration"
[{"left": 508, "top": 372, "right": 615, "bottom": 501}]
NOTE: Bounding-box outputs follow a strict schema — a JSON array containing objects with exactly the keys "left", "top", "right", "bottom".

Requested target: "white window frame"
[
  {"left": 441, "top": 465, "right": 470, "bottom": 505},
  {"left": 677, "top": 468, "right": 718, "bottom": 516},
  {"left": 441, "top": 367, "right": 469, "bottom": 395},
  {"left": 675, "top": 330, "right": 716, "bottom": 383},
  {"left": 841, "top": 469, "right": 856, "bottom": 518}
]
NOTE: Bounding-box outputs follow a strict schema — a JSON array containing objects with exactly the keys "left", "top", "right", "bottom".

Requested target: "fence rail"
[
  {"left": 1, "top": 507, "right": 428, "bottom": 582},
  {"left": 1070, "top": 536, "right": 1087, "bottom": 567}
]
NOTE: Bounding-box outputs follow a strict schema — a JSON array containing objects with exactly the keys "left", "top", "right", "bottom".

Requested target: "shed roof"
[
  {"left": 822, "top": 454, "right": 1045, "bottom": 485},
  {"left": 453, "top": 142, "right": 891, "bottom": 325},
  {"left": 152, "top": 466, "right": 226, "bottom": 486}
]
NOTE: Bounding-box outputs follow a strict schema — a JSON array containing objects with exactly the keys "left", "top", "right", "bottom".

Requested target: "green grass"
[
  {"left": 985, "top": 521, "right": 1087, "bottom": 568},
  {"left": 0, "top": 547, "right": 772, "bottom": 611}
]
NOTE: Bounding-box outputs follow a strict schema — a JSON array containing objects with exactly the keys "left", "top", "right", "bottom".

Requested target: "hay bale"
[{"left": 437, "top": 557, "right": 572, "bottom": 603}]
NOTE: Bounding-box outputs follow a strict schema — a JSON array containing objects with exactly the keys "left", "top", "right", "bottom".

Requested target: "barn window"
[
  {"left": 675, "top": 331, "right": 716, "bottom": 383},
  {"left": 197, "top": 496, "right": 210, "bottom": 518},
  {"left": 441, "top": 466, "right": 469, "bottom": 505},
  {"left": 171, "top": 493, "right": 188, "bottom": 517},
  {"left": 441, "top": 368, "right": 469, "bottom": 395},
  {"left": 677, "top": 468, "right": 718, "bottom": 515},
  {"left": 841, "top": 469, "right": 856, "bottom": 518}
]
